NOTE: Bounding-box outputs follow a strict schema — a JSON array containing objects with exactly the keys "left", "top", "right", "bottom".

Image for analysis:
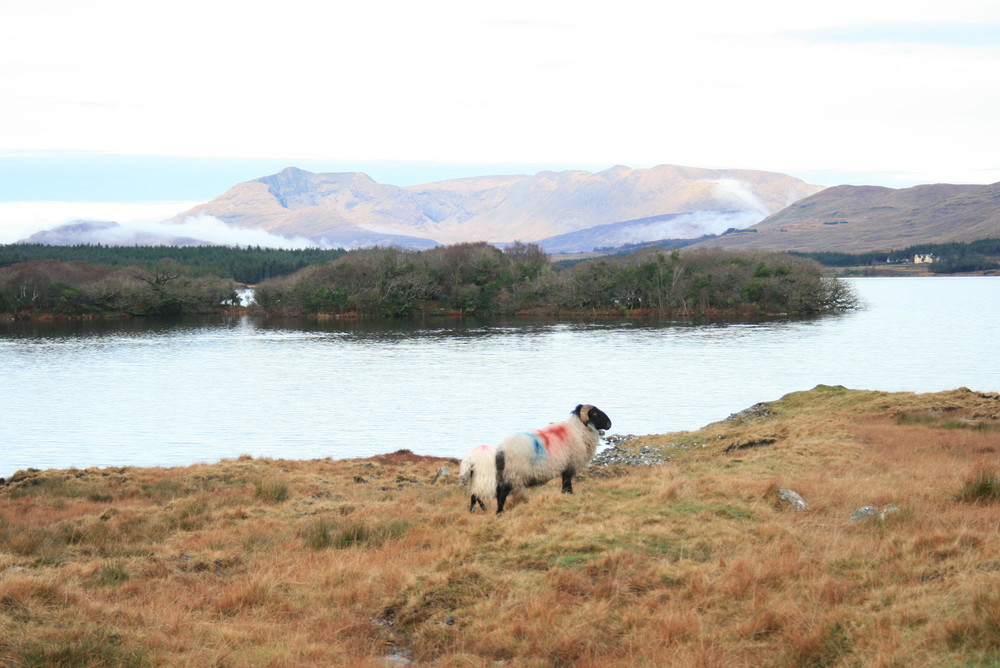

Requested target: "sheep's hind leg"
[
  {"left": 561, "top": 470, "right": 574, "bottom": 494},
  {"left": 468, "top": 494, "right": 480, "bottom": 513}
]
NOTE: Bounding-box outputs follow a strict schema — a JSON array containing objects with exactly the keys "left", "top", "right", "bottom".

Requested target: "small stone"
[
  {"left": 852, "top": 504, "right": 901, "bottom": 522},
  {"left": 384, "top": 649, "right": 413, "bottom": 666},
  {"left": 777, "top": 488, "right": 810, "bottom": 511},
  {"left": 850, "top": 506, "right": 880, "bottom": 522}
]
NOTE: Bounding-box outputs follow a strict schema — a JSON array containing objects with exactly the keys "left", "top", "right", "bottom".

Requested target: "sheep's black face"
[{"left": 587, "top": 406, "right": 612, "bottom": 431}]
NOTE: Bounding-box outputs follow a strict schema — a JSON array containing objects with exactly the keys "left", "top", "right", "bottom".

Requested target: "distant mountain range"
[
  {"left": 21, "top": 164, "right": 823, "bottom": 252},
  {"left": 694, "top": 182, "right": 1000, "bottom": 252},
  {"left": 18, "top": 165, "right": 1000, "bottom": 253}
]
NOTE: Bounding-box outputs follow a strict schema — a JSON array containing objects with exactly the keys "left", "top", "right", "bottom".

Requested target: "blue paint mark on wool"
[{"left": 525, "top": 433, "right": 547, "bottom": 460}]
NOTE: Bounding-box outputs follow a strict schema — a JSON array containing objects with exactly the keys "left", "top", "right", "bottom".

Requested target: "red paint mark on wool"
[
  {"left": 537, "top": 424, "right": 570, "bottom": 453},
  {"left": 472, "top": 444, "right": 491, "bottom": 453}
]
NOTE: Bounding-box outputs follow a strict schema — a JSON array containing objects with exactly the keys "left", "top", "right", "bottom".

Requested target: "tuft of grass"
[
  {"left": 944, "top": 587, "right": 1000, "bottom": 652},
  {"left": 301, "top": 517, "right": 410, "bottom": 550},
  {"left": 896, "top": 411, "right": 1000, "bottom": 433},
  {"left": 956, "top": 466, "right": 1000, "bottom": 504},
  {"left": 87, "top": 561, "right": 130, "bottom": 587},
  {"left": 15, "top": 630, "right": 147, "bottom": 668},
  {"left": 302, "top": 518, "right": 333, "bottom": 549},
  {"left": 787, "top": 620, "right": 854, "bottom": 668},
  {"left": 333, "top": 518, "right": 410, "bottom": 549},
  {"left": 253, "top": 477, "right": 289, "bottom": 503}
]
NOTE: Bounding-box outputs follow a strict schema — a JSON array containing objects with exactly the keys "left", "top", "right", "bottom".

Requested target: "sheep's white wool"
[
  {"left": 459, "top": 444, "right": 497, "bottom": 501},
  {"left": 497, "top": 410, "right": 601, "bottom": 490}
]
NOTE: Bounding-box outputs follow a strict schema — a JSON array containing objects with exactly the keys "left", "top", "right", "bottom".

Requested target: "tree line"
[
  {"left": 0, "top": 244, "right": 348, "bottom": 284},
  {"left": 791, "top": 238, "right": 1000, "bottom": 273},
  {"left": 0, "top": 259, "right": 240, "bottom": 316},
  {"left": 254, "top": 242, "right": 857, "bottom": 317},
  {"left": 1, "top": 242, "right": 858, "bottom": 319}
]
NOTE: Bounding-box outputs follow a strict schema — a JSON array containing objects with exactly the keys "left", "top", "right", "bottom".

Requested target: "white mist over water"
[
  {"left": 0, "top": 201, "right": 200, "bottom": 244},
  {"left": 4, "top": 207, "right": 319, "bottom": 249},
  {"left": 1, "top": 277, "right": 998, "bottom": 477}
]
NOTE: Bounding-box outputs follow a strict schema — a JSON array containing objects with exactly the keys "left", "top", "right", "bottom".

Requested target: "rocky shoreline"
[{"left": 591, "top": 434, "right": 663, "bottom": 467}]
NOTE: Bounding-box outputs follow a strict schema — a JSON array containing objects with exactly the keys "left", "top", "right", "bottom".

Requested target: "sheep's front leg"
[
  {"left": 468, "top": 494, "right": 480, "bottom": 513},
  {"left": 495, "top": 450, "right": 511, "bottom": 515},
  {"left": 495, "top": 482, "right": 513, "bottom": 514},
  {"left": 561, "top": 470, "right": 574, "bottom": 494}
]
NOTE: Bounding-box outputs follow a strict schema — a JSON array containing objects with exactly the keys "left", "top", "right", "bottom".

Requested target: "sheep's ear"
[{"left": 574, "top": 404, "right": 587, "bottom": 421}]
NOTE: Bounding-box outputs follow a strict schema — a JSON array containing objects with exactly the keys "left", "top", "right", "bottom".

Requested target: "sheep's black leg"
[
  {"left": 476, "top": 496, "right": 487, "bottom": 512},
  {"left": 561, "top": 469, "right": 574, "bottom": 494},
  {"left": 495, "top": 450, "right": 510, "bottom": 514},
  {"left": 468, "top": 494, "right": 479, "bottom": 513},
  {"left": 496, "top": 482, "right": 513, "bottom": 514}
]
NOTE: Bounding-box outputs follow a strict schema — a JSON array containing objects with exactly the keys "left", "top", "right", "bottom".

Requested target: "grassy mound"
[{"left": 1, "top": 386, "right": 998, "bottom": 666}]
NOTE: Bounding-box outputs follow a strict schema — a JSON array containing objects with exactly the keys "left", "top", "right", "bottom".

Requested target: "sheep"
[
  {"left": 459, "top": 444, "right": 497, "bottom": 513},
  {"left": 492, "top": 404, "right": 611, "bottom": 515}
]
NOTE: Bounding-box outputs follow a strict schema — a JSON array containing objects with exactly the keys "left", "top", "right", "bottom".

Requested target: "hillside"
[
  {"left": 694, "top": 181, "right": 1000, "bottom": 252},
  {"left": 168, "top": 164, "right": 824, "bottom": 251},
  {"left": 1, "top": 386, "right": 998, "bottom": 666}
]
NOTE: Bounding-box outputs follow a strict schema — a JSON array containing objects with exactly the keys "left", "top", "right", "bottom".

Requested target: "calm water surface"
[{"left": 1, "top": 277, "right": 998, "bottom": 477}]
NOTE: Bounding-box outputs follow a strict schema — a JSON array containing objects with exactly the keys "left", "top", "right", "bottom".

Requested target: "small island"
[{"left": 0, "top": 243, "right": 858, "bottom": 320}]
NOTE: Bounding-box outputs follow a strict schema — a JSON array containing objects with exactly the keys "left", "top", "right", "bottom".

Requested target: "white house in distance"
[{"left": 914, "top": 254, "right": 937, "bottom": 264}]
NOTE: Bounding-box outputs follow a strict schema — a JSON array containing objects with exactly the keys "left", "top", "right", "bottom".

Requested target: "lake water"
[{"left": 1, "top": 277, "right": 998, "bottom": 477}]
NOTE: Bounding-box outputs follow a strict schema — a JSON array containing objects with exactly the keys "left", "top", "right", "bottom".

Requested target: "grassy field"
[{"left": 1, "top": 386, "right": 998, "bottom": 667}]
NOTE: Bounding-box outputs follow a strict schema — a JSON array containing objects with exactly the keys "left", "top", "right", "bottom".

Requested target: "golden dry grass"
[{"left": 1, "top": 385, "right": 999, "bottom": 667}]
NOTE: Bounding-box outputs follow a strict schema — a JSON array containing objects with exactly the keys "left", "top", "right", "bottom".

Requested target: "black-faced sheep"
[{"left": 491, "top": 404, "right": 611, "bottom": 515}]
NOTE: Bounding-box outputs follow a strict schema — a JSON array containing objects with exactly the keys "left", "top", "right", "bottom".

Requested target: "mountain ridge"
[
  {"left": 693, "top": 181, "right": 1000, "bottom": 252},
  {"left": 168, "top": 164, "right": 824, "bottom": 250},
  {"left": 19, "top": 165, "right": 1000, "bottom": 253}
]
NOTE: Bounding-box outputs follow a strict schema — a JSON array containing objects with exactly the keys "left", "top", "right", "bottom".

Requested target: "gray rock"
[
  {"left": 591, "top": 436, "right": 666, "bottom": 467},
  {"left": 724, "top": 402, "right": 776, "bottom": 424},
  {"left": 777, "top": 488, "right": 810, "bottom": 511},
  {"left": 851, "top": 506, "right": 880, "bottom": 522},
  {"left": 851, "top": 504, "right": 900, "bottom": 522},
  {"left": 384, "top": 648, "right": 413, "bottom": 666},
  {"left": 431, "top": 466, "right": 450, "bottom": 485}
]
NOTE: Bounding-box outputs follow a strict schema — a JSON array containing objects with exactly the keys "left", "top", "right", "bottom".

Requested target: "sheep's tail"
[{"left": 460, "top": 444, "right": 497, "bottom": 499}]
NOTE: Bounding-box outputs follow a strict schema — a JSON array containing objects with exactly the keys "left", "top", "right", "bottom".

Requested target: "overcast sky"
[{"left": 2, "top": 0, "right": 999, "bottom": 241}]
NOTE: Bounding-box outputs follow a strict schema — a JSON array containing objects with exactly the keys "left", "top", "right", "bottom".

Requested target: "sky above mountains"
[{"left": 2, "top": 0, "right": 999, "bottom": 243}]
